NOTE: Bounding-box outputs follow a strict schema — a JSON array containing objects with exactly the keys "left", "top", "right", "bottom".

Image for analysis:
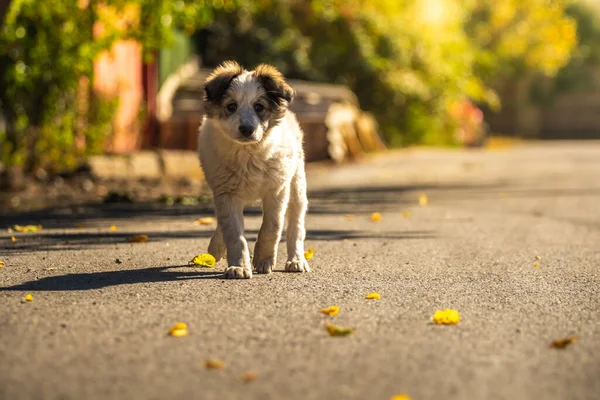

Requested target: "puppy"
[{"left": 198, "top": 61, "right": 310, "bottom": 279}]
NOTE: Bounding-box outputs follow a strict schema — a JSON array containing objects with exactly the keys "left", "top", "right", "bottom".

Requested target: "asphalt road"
[{"left": 1, "top": 141, "right": 599, "bottom": 400}]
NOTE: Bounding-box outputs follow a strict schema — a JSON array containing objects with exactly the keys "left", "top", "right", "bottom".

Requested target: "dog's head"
[{"left": 203, "top": 61, "right": 295, "bottom": 144}]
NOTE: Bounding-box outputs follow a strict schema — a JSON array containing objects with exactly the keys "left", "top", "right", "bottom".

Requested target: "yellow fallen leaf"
[
  {"left": 370, "top": 212, "right": 382, "bottom": 222},
  {"left": 24, "top": 293, "right": 33, "bottom": 302},
  {"left": 344, "top": 214, "right": 354, "bottom": 221},
  {"left": 304, "top": 247, "right": 315, "bottom": 260},
  {"left": 418, "top": 193, "right": 428, "bottom": 206},
  {"left": 320, "top": 305, "right": 340, "bottom": 316},
  {"left": 365, "top": 292, "right": 381, "bottom": 300},
  {"left": 549, "top": 336, "right": 576, "bottom": 349},
  {"left": 13, "top": 224, "right": 42, "bottom": 232},
  {"left": 401, "top": 211, "right": 411, "bottom": 218},
  {"left": 241, "top": 371, "right": 258, "bottom": 382},
  {"left": 535, "top": 255, "right": 542, "bottom": 260},
  {"left": 325, "top": 323, "right": 354, "bottom": 337},
  {"left": 194, "top": 217, "right": 215, "bottom": 225},
  {"left": 11, "top": 236, "right": 16, "bottom": 242},
  {"left": 110, "top": 225, "right": 117, "bottom": 231},
  {"left": 168, "top": 322, "right": 188, "bottom": 337},
  {"left": 127, "top": 235, "right": 148, "bottom": 243},
  {"left": 432, "top": 309, "right": 460, "bottom": 325},
  {"left": 190, "top": 253, "right": 216, "bottom": 268},
  {"left": 533, "top": 262, "right": 540, "bottom": 268},
  {"left": 0, "top": 261, "right": 4, "bottom": 268},
  {"left": 205, "top": 359, "right": 225, "bottom": 369},
  {"left": 390, "top": 395, "right": 411, "bottom": 400}
]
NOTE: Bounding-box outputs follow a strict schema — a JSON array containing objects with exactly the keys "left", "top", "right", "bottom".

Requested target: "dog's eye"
[
  {"left": 226, "top": 102, "right": 237, "bottom": 113},
  {"left": 253, "top": 103, "right": 265, "bottom": 113}
]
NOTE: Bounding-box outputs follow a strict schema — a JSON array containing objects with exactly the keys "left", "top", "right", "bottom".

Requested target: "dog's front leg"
[
  {"left": 285, "top": 164, "right": 310, "bottom": 272},
  {"left": 214, "top": 194, "right": 252, "bottom": 279},
  {"left": 253, "top": 188, "right": 290, "bottom": 274}
]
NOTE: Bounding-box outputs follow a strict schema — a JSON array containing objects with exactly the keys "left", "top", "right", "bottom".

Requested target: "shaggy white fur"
[{"left": 198, "top": 62, "right": 309, "bottom": 279}]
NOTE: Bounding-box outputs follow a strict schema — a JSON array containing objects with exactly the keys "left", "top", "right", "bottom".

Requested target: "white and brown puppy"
[{"left": 198, "top": 61, "right": 310, "bottom": 279}]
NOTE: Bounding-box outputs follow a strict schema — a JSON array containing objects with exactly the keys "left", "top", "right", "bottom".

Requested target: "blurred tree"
[
  {"left": 528, "top": 1, "right": 600, "bottom": 104},
  {"left": 465, "top": 0, "right": 577, "bottom": 85},
  {"left": 195, "top": 0, "right": 577, "bottom": 146},
  {"left": 196, "top": 0, "right": 488, "bottom": 145},
  {"left": 0, "top": 0, "right": 582, "bottom": 181},
  {"left": 0, "top": 0, "right": 227, "bottom": 180}
]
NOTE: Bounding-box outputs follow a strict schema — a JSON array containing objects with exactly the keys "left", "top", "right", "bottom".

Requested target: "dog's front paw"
[
  {"left": 285, "top": 258, "right": 310, "bottom": 273},
  {"left": 224, "top": 266, "right": 252, "bottom": 279},
  {"left": 254, "top": 258, "right": 274, "bottom": 274}
]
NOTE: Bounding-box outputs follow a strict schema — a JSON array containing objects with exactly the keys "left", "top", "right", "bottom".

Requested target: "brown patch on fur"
[
  {"left": 254, "top": 64, "right": 295, "bottom": 120},
  {"left": 203, "top": 61, "right": 245, "bottom": 116}
]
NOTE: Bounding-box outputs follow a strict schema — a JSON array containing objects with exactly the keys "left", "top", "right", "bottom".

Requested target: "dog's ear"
[
  {"left": 204, "top": 61, "right": 244, "bottom": 103},
  {"left": 254, "top": 64, "right": 295, "bottom": 106}
]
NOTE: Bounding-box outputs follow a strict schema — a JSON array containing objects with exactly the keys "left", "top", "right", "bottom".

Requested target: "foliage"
[
  {"left": 529, "top": 1, "right": 600, "bottom": 105},
  {"left": 465, "top": 0, "right": 577, "bottom": 84},
  {"left": 0, "top": 0, "right": 582, "bottom": 173},
  {"left": 196, "top": 0, "right": 578, "bottom": 145},
  {"left": 0, "top": 0, "right": 233, "bottom": 172}
]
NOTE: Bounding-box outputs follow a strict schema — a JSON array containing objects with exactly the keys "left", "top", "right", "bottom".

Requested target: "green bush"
[
  {"left": 0, "top": 0, "right": 222, "bottom": 173},
  {"left": 0, "top": 0, "right": 581, "bottom": 176},
  {"left": 1, "top": 1, "right": 106, "bottom": 172},
  {"left": 195, "top": 0, "right": 577, "bottom": 146}
]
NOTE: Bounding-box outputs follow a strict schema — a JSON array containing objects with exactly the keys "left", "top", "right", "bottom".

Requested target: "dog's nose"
[{"left": 238, "top": 125, "right": 254, "bottom": 138}]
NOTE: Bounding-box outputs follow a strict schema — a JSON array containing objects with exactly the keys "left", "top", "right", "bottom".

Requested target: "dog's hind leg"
[
  {"left": 253, "top": 189, "right": 290, "bottom": 274},
  {"left": 208, "top": 224, "right": 226, "bottom": 261},
  {"left": 285, "top": 163, "right": 310, "bottom": 273}
]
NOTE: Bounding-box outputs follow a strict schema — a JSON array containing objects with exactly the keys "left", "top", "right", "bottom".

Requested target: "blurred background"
[{"left": 0, "top": 0, "right": 598, "bottom": 196}]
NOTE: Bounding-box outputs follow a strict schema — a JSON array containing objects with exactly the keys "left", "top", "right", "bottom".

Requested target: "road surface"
[{"left": 1, "top": 141, "right": 599, "bottom": 400}]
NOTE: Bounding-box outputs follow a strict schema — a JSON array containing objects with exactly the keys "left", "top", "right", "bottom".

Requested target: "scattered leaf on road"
[
  {"left": 168, "top": 322, "right": 188, "bottom": 337},
  {"left": 190, "top": 253, "right": 216, "bottom": 268},
  {"left": 11, "top": 236, "right": 16, "bottom": 242},
  {"left": 533, "top": 262, "right": 540, "bottom": 268},
  {"left": 0, "top": 261, "right": 4, "bottom": 268},
  {"left": 304, "top": 247, "right": 315, "bottom": 260},
  {"left": 13, "top": 224, "right": 42, "bottom": 232},
  {"left": 241, "top": 371, "right": 258, "bottom": 382},
  {"left": 110, "top": 225, "right": 117, "bottom": 231},
  {"left": 344, "top": 214, "right": 354, "bottom": 221},
  {"left": 127, "top": 235, "right": 148, "bottom": 243},
  {"left": 390, "top": 395, "right": 411, "bottom": 400},
  {"left": 365, "top": 292, "right": 381, "bottom": 300},
  {"left": 23, "top": 293, "right": 33, "bottom": 302},
  {"left": 320, "top": 305, "right": 340, "bottom": 316},
  {"left": 194, "top": 217, "right": 215, "bottom": 225},
  {"left": 44, "top": 267, "right": 57, "bottom": 271},
  {"left": 535, "top": 255, "right": 542, "bottom": 260},
  {"left": 325, "top": 323, "right": 354, "bottom": 337},
  {"left": 370, "top": 212, "right": 382, "bottom": 222},
  {"left": 432, "top": 309, "right": 460, "bottom": 325},
  {"left": 550, "top": 336, "right": 577, "bottom": 349},
  {"left": 401, "top": 211, "right": 411, "bottom": 218},
  {"left": 418, "top": 193, "right": 428, "bottom": 206},
  {"left": 205, "top": 359, "right": 225, "bottom": 369},
  {"left": 76, "top": 223, "right": 86, "bottom": 228}
]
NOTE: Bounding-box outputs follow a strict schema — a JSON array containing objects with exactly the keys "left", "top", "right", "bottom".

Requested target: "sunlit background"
[{"left": 0, "top": 0, "right": 598, "bottom": 180}]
